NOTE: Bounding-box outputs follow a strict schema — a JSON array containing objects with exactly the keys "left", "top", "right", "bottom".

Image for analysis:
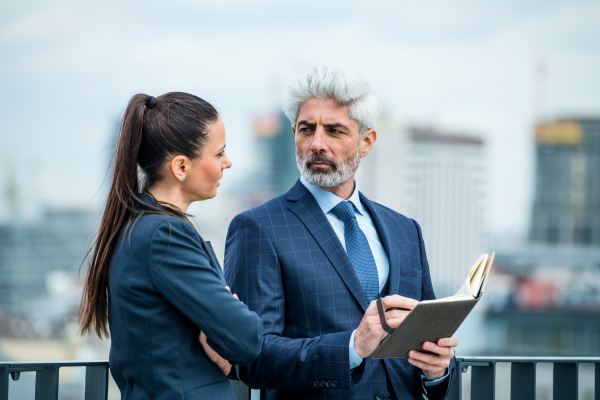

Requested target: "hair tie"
[{"left": 146, "top": 96, "right": 157, "bottom": 109}]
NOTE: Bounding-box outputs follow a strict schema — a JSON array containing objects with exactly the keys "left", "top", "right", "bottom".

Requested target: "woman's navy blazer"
[{"left": 108, "top": 194, "right": 263, "bottom": 399}]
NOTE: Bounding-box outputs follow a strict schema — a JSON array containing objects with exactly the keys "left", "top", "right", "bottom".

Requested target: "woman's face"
[{"left": 187, "top": 117, "right": 232, "bottom": 201}]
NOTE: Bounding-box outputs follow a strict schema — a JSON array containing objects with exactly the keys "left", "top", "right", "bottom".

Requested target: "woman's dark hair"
[{"left": 79, "top": 92, "right": 219, "bottom": 338}]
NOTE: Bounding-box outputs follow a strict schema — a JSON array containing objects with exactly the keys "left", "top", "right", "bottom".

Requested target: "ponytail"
[
  {"left": 79, "top": 92, "right": 218, "bottom": 338},
  {"left": 79, "top": 94, "right": 148, "bottom": 338}
]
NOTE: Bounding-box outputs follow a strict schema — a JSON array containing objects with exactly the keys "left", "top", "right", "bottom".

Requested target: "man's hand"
[
  {"left": 199, "top": 331, "right": 232, "bottom": 376},
  {"left": 407, "top": 337, "right": 459, "bottom": 379},
  {"left": 354, "top": 295, "right": 418, "bottom": 358}
]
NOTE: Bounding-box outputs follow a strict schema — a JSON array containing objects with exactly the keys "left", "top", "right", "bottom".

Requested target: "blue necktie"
[{"left": 330, "top": 201, "right": 380, "bottom": 302}]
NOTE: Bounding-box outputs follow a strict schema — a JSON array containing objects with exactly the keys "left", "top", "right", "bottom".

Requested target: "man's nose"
[{"left": 310, "top": 126, "right": 327, "bottom": 153}]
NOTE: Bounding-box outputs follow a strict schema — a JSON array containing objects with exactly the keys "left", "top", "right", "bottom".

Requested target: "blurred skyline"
[{"left": 1, "top": 0, "right": 600, "bottom": 239}]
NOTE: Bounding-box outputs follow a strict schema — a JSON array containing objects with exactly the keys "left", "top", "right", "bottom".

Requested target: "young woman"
[{"left": 79, "top": 92, "right": 263, "bottom": 399}]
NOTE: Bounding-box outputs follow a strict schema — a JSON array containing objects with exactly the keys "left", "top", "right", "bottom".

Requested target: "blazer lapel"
[
  {"left": 287, "top": 181, "right": 369, "bottom": 311},
  {"left": 359, "top": 193, "right": 402, "bottom": 297}
]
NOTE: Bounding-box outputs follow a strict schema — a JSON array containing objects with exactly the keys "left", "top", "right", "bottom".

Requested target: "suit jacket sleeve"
[
  {"left": 148, "top": 218, "right": 264, "bottom": 366},
  {"left": 224, "top": 212, "right": 365, "bottom": 390},
  {"left": 411, "top": 219, "right": 457, "bottom": 400}
]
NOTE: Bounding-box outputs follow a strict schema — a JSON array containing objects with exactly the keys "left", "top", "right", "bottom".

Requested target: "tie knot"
[{"left": 330, "top": 201, "right": 356, "bottom": 222}]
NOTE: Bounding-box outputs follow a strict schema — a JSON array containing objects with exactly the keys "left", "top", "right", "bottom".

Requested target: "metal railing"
[
  {"left": 2, "top": 357, "right": 599, "bottom": 400},
  {"left": 0, "top": 360, "right": 251, "bottom": 400},
  {"left": 0, "top": 361, "right": 109, "bottom": 400},
  {"left": 448, "top": 357, "right": 600, "bottom": 400}
]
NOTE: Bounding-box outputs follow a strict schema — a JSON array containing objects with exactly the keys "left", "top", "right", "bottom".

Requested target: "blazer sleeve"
[
  {"left": 412, "top": 218, "right": 457, "bottom": 400},
  {"left": 224, "top": 212, "right": 365, "bottom": 391},
  {"left": 148, "top": 218, "right": 264, "bottom": 366}
]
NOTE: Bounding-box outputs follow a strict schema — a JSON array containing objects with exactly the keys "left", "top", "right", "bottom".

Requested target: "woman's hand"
[
  {"left": 199, "top": 331, "right": 232, "bottom": 376},
  {"left": 198, "top": 286, "right": 242, "bottom": 376}
]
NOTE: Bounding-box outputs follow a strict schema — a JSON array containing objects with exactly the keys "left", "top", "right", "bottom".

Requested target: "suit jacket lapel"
[
  {"left": 359, "top": 193, "right": 402, "bottom": 297},
  {"left": 287, "top": 181, "right": 369, "bottom": 311}
]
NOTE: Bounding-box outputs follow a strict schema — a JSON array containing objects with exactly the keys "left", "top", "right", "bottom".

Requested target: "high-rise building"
[
  {"left": 530, "top": 118, "right": 600, "bottom": 246},
  {"left": 0, "top": 209, "right": 94, "bottom": 320},
  {"left": 359, "top": 126, "right": 488, "bottom": 295},
  {"left": 252, "top": 113, "right": 299, "bottom": 200}
]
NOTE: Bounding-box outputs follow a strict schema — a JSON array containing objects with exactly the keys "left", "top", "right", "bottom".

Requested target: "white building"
[{"left": 359, "top": 126, "right": 488, "bottom": 296}]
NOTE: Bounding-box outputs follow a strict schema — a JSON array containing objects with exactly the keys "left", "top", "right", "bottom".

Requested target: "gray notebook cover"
[{"left": 371, "top": 298, "right": 479, "bottom": 359}]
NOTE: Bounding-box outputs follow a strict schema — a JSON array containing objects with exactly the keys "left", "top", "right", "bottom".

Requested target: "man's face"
[{"left": 294, "top": 97, "right": 371, "bottom": 187}]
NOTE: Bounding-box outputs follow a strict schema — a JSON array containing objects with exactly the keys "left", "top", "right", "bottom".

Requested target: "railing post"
[
  {"left": 34, "top": 365, "right": 59, "bottom": 400},
  {"left": 471, "top": 363, "right": 495, "bottom": 400},
  {"left": 230, "top": 380, "right": 251, "bottom": 400},
  {"left": 446, "top": 360, "right": 462, "bottom": 400},
  {"left": 511, "top": 362, "right": 535, "bottom": 400},
  {"left": 0, "top": 365, "right": 8, "bottom": 400},
  {"left": 553, "top": 362, "right": 577, "bottom": 400},
  {"left": 85, "top": 365, "right": 109, "bottom": 400},
  {"left": 595, "top": 362, "right": 599, "bottom": 400}
]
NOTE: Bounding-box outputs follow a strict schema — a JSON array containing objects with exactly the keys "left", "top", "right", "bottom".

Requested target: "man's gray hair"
[{"left": 283, "top": 64, "right": 383, "bottom": 135}]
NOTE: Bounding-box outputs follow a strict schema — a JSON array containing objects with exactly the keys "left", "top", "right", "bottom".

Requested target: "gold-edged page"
[
  {"left": 453, "top": 254, "right": 487, "bottom": 297},
  {"left": 421, "top": 293, "right": 474, "bottom": 304},
  {"left": 468, "top": 254, "right": 488, "bottom": 296}
]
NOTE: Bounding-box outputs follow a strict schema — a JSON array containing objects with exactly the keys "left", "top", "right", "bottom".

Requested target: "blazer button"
[
  {"left": 376, "top": 392, "right": 385, "bottom": 400},
  {"left": 385, "top": 391, "right": 390, "bottom": 397},
  {"left": 320, "top": 381, "right": 326, "bottom": 387},
  {"left": 314, "top": 380, "right": 319, "bottom": 387},
  {"left": 325, "top": 381, "right": 331, "bottom": 387},
  {"left": 331, "top": 380, "right": 338, "bottom": 387}
]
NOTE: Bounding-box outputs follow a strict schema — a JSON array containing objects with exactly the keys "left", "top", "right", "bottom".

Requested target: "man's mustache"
[{"left": 304, "top": 153, "right": 339, "bottom": 171}]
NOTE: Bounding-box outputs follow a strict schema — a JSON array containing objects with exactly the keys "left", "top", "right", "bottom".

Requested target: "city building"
[
  {"left": 0, "top": 208, "right": 94, "bottom": 332},
  {"left": 252, "top": 113, "right": 299, "bottom": 201},
  {"left": 359, "top": 126, "right": 488, "bottom": 296},
  {"left": 530, "top": 118, "right": 600, "bottom": 246}
]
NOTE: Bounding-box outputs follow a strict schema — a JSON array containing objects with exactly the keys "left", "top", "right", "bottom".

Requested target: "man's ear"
[
  {"left": 360, "top": 129, "right": 377, "bottom": 158},
  {"left": 292, "top": 125, "right": 296, "bottom": 137},
  {"left": 170, "top": 155, "right": 188, "bottom": 182}
]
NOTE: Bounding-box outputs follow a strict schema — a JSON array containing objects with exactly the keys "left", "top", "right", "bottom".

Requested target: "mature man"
[{"left": 224, "top": 65, "right": 458, "bottom": 400}]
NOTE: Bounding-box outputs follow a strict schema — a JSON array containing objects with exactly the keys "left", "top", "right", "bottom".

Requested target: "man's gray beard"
[{"left": 296, "top": 146, "right": 361, "bottom": 187}]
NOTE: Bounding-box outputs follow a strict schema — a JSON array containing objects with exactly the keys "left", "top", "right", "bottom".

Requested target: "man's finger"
[
  {"left": 409, "top": 350, "right": 438, "bottom": 365},
  {"left": 381, "top": 295, "right": 419, "bottom": 311},
  {"left": 421, "top": 342, "right": 452, "bottom": 358},
  {"left": 384, "top": 309, "right": 410, "bottom": 320},
  {"left": 437, "top": 337, "right": 459, "bottom": 348},
  {"left": 407, "top": 357, "right": 446, "bottom": 377}
]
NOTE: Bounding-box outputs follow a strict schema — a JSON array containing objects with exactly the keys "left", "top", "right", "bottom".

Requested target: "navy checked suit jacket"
[{"left": 224, "top": 181, "right": 456, "bottom": 400}]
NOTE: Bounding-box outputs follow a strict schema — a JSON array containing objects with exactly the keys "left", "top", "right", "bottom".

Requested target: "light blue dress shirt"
[{"left": 299, "top": 177, "right": 448, "bottom": 391}]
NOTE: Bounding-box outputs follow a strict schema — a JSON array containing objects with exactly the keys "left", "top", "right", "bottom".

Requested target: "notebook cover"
[{"left": 371, "top": 297, "right": 479, "bottom": 359}]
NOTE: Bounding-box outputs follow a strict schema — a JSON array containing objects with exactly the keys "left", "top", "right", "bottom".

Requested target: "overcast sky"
[{"left": 1, "top": 0, "right": 599, "bottom": 237}]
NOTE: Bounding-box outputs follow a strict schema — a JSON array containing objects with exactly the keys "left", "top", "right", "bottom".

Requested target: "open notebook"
[{"left": 371, "top": 252, "right": 494, "bottom": 359}]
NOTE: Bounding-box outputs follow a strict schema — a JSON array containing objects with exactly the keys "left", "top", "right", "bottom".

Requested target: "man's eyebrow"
[
  {"left": 297, "top": 120, "right": 315, "bottom": 126},
  {"left": 324, "top": 123, "right": 350, "bottom": 131},
  {"left": 219, "top": 144, "right": 226, "bottom": 151}
]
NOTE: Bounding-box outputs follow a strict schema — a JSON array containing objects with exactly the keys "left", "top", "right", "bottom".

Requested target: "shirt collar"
[{"left": 300, "top": 176, "right": 365, "bottom": 216}]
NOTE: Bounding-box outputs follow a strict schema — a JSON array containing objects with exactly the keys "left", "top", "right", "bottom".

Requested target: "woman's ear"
[{"left": 170, "top": 156, "right": 188, "bottom": 182}]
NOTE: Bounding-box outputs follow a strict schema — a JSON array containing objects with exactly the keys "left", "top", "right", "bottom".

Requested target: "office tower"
[
  {"left": 359, "top": 126, "right": 488, "bottom": 295},
  {"left": 0, "top": 209, "right": 94, "bottom": 320},
  {"left": 253, "top": 113, "right": 299, "bottom": 199},
  {"left": 530, "top": 118, "right": 600, "bottom": 246}
]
